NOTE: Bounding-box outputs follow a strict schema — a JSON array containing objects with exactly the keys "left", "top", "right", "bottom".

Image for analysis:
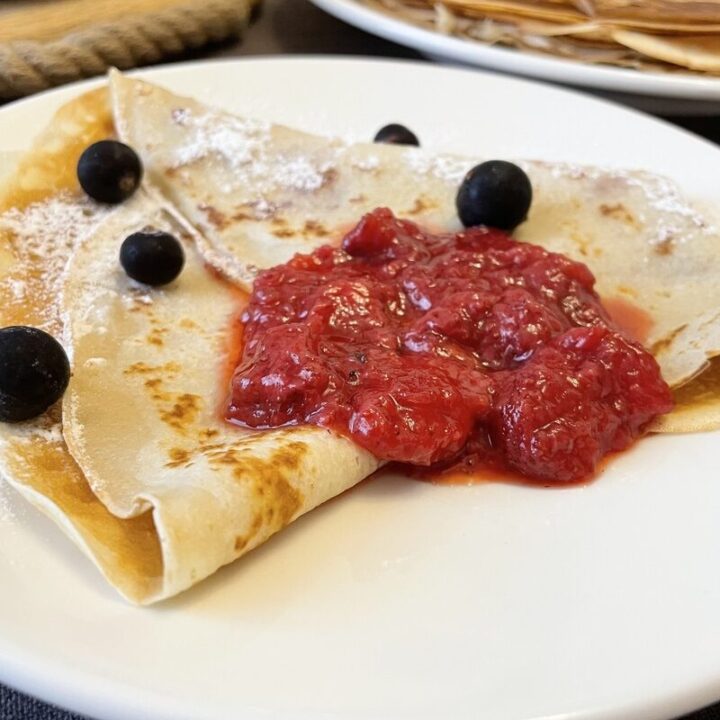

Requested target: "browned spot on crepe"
[
  {"left": 303, "top": 219, "right": 329, "bottom": 237},
  {"left": 6, "top": 436, "right": 163, "bottom": 592},
  {"left": 406, "top": 196, "right": 436, "bottom": 216},
  {"left": 616, "top": 284, "right": 639, "bottom": 299},
  {"left": 199, "top": 428, "right": 219, "bottom": 441},
  {"left": 166, "top": 447, "right": 193, "bottom": 469},
  {"left": 127, "top": 298, "right": 153, "bottom": 314},
  {"left": 159, "top": 393, "right": 201, "bottom": 431},
  {"left": 568, "top": 229, "right": 590, "bottom": 257},
  {"left": 179, "top": 318, "right": 200, "bottom": 331},
  {"left": 207, "top": 440, "right": 306, "bottom": 540},
  {"left": 139, "top": 373, "right": 202, "bottom": 433},
  {"left": 124, "top": 361, "right": 181, "bottom": 376},
  {"left": 198, "top": 203, "right": 229, "bottom": 230},
  {"left": 318, "top": 167, "right": 338, "bottom": 190},
  {"left": 654, "top": 237, "right": 675, "bottom": 256},
  {"left": 146, "top": 326, "right": 168, "bottom": 347},
  {"left": 599, "top": 202, "right": 641, "bottom": 229},
  {"left": 234, "top": 513, "right": 263, "bottom": 552}
]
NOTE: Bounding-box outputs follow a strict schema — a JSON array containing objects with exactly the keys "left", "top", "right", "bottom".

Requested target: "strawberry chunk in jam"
[{"left": 227, "top": 208, "right": 673, "bottom": 482}]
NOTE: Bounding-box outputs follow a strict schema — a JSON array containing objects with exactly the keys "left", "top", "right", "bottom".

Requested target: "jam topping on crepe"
[{"left": 227, "top": 208, "right": 673, "bottom": 483}]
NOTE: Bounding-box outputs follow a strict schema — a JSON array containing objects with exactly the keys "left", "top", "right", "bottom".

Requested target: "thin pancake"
[
  {"left": 613, "top": 30, "right": 720, "bottom": 72},
  {"left": 438, "top": 0, "right": 720, "bottom": 31},
  {"left": 110, "top": 72, "right": 720, "bottom": 402},
  {"left": 0, "top": 88, "right": 378, "bottom": 604},
  {"left": 365, "top": 1, "right": 720, "bottom": 72},
  {"left": 62, "top": 189, "right": 379, "bottom": 600},
  {"left": 2, "top": 73, "right": 719, "bottom": 605},
  {"left": 0, "top": 88, "right": 164, "bottom": 601}
]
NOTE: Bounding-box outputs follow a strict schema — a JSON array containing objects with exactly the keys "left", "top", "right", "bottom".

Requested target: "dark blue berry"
[
  {"left": 456, "top": 160, "right": 532, "bottom": 231},
  {"left": 120, "top": 230, "right": 185, "bottom": 286},
  {"left": 373, "top": 124, "right": 419, "bottom": 146},
  {"left": 0, "top": 326, "right": 70, "bottom": 423},
  {"left": 77, "top": 140, "right": 143, "bottom": 204}
]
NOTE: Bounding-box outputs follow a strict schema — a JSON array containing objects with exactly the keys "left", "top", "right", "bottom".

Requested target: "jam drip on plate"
[{"left": 227, "top": 208, "right": 673, "bottom": 483}]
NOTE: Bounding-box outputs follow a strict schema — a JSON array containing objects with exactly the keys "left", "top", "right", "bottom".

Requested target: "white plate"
[
  {"left": 1, "top": 57, "right": 720, "bottom": 720},
  {"left": 310, "top": 0, "right": 720, "bottom": 115}
]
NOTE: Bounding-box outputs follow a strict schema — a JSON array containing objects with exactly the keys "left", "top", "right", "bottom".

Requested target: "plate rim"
[
  {"left": 309, "top": 0, "right": 720, "bottom": 101},
  {"left": 1, "top": 54, "right": 718, "bottom": 157}
]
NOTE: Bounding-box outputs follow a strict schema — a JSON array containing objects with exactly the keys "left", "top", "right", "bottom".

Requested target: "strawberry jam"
[{"left": 227, "top": 208, "right": 673, "bottom": 483}]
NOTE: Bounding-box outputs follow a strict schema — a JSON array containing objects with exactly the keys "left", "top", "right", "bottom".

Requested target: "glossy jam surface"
[{"left": 227, "top": 209, "right": 673, "bottom": 482}]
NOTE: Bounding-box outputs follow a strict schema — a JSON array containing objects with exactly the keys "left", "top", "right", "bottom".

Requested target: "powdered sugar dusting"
[
  {"left": 534, "top": 160, "right": 714, "bottom": 247},
  {"left": 0, "top": 194, "right": 109, "bottom": 335},
  {"left": 627, "top": 172, "right": 709, "bottom": 230},
  {"left": 353, "top": 156, "right": 380, "bottom": 171},
  {"left": 273, "top": 157, "right": 334, "bottom": 192},
  {"left": 251, "top": 198, "right": 277, "bottom": 219},
  {"left": 173, "top": 108, "right": 270, "bottom": 171},
  {"left": 0, "top": 195, "right": 108, "bottom": 504},
  {"left": 121, "top": 288, "right": 154, "bottom": 309},
  {"left": 8, "top": 279, "right": 24, "bottom": 299},
  {"left": 170, "top": 107, "right": 337, "bottom": 195},
  {"left": 2, "top": 413, "right": 64, "bottom": 449},
  {"left": 26, "top": 423, "right": 63, "bottom": 444},
  {"left": 545, "top": 162, "right": 711, "bottom": 226},
  {"left": 403, "top": 149, "right": 472, "bottom": 184}
]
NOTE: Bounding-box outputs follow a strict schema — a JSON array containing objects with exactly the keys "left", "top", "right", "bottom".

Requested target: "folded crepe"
[
  {"left": 109, "top": 71, "right": 720, "bottom": 395},
  {"left": 0, "top": 71, "right": 718, "bottom": 603},
  {"left": 0, "top": 86, "right": 378, "bottom": 604}
]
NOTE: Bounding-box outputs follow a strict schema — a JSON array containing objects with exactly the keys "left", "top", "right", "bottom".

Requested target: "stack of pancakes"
[{"left": 372, "top": 0, "right": 720, "bottom": 73}]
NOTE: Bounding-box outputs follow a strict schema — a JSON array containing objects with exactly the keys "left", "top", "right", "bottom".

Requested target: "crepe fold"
[
  {"left": 109, "top": 72, "right": 720, "bottom": 399},
  {"left": 0, "top": 86, "right": 378, "bottom": 604},
  {"left": 1, "top": 71, "right": 719, "bottom": 603}
]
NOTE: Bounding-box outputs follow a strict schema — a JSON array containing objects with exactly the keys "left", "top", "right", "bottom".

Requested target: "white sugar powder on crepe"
[
  {"left": 0, "top": 194, "right": 109, "bottom": 336},
  {"left": 170, "top": 107, "right": 338, "bottom": 195},
  {"left": 174, "top": 109, "right": 271, "bottom": 170}
]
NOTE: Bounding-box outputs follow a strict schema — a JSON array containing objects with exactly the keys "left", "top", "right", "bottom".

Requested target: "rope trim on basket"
[{"left": 0, "top": 0, "right": 259, "bottom": 101}]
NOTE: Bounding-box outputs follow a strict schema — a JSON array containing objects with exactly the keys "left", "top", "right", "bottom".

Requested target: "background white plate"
[
  {"left": 310, "top": 0, "right": 720, "bottom": 115},
  {"left": 1, "top": 57, "right": 720, "bottom": 720}
]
